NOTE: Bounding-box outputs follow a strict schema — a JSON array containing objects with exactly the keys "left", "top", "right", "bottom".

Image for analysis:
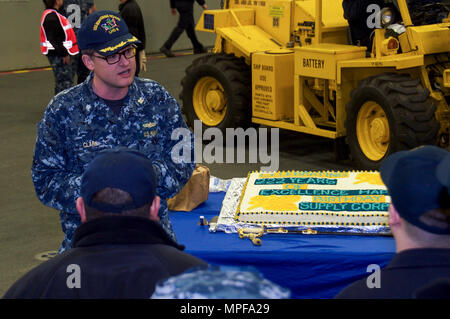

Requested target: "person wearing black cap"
[
  {"left": 336, "top": 146, "right": 450, "bottom": 299},
  {"left": 5, "top": 148, "right": 206, "bottom": 299},
  {"left": 32, "top": 10, "right": 195, "bottom": 254}
]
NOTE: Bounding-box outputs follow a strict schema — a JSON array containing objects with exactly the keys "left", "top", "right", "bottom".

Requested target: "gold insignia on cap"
[{"left": 99, "top": 36, "right": 138, "bottom": 53}]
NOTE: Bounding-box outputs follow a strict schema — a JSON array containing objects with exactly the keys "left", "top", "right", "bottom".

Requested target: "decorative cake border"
[
  {"left": 214, "top": 222, "right": 391, "bottom": 236},
  {"left": 234, "top": 219, "right": 389, "bottom": 227},
  {"left": 237, "top": 211, "right": 389, "bottom": 227},
  {"left": 234, "top": 170, "right": 255, "bottom": 222}
]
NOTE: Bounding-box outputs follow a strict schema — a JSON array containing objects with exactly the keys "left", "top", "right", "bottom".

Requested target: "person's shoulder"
[
  {"left": 150, "top": 242, "right": 206, "bottom": 266},
  {"left": 49, "top": 84, "right": 83, "bottom": 104},
  {"left": 334, "top": 278, "right": 370, "bottom": 299},
  {"left": 132, "top": 78, "right": 181, "bottom": 115},
  {"left": 129, "top": 1, "right": 141, "bottom": 8},
  {"left": 121, "top": 1, "right": 139, "bottom": 13},
  {"left": 43, "top": 10, "right": 58, "bottom": 21},
  {"left": 135, "top": 77, "right": 159, "bottom": 86},
  {"left": 3, "top": 252, "right": 69, "bottom": 298},
  {"left": 334, "top": 270, "right": 399, "bottom": 299},
  {"left": 45, "top": 84, "right": 86, "bottom": 115},
  {"left": 135, "top": 78, "right": 173, "bottom": 99}
]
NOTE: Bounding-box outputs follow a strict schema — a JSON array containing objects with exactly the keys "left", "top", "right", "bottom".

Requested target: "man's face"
[
  {"left": 56, "top": 0, "right": 64, "bottom": 9},
  {"left": 88, "top": 46, "right": 136, "bottom": 92}
]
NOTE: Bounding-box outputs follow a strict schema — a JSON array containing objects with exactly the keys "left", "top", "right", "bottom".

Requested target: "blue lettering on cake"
[{"left": 255, "top": 178, "right": 337, "bottom": 185}]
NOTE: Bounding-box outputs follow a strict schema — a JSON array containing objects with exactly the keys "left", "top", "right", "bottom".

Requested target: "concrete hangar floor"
[{"left": 0, "top": 51, "right": 355, "bottom": 296}]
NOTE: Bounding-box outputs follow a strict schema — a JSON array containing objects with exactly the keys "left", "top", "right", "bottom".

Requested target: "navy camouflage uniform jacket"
[{"left": 32, "top": 73, "right": 195, "bottom": 252}]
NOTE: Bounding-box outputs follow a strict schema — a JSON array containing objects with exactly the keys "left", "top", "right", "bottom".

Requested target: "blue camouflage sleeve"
[
  {"left": 31, "top": 101, "right": 80, "bottom": 214},
  {"left": 151, "top": 88, "right": 196, "bottom": 200}
]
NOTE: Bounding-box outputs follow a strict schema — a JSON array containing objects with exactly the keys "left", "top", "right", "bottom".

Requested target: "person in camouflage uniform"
[
  {"left": 62, "top": 0, "right": 96, "bottom": 84},
  {"left": 46, "top": 54, "right": 76, "bottom": 94},
  {"left": 32, "top": 10, "right": 195, "bottom": 253},
  {"left": 151, "top": 265, "right": 291, "bottom": 299}
]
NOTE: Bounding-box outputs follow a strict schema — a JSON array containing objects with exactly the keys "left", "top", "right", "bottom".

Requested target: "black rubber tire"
[
  {"left": 334, "top": 137, "right": 350, "bottom": 162},
  {"left": 180, "top": 53, "right": 251, "bottom": 133},
  {"left": 346, "top": 73, "right": 440, "bottom": 170}
]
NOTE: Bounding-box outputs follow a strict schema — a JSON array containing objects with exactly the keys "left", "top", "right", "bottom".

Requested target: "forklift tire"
[
  {"left": 180, "top": 53, "right": 251, "bottom": 132},
  {"left": 346, "top": 73, "right": 440, "bottom": 170}
]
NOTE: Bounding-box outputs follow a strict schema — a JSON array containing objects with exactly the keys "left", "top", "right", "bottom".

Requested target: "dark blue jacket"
[
  {"left": 3, "top": 216, "right": 207, "bottom": 298},
  {"left": 335, "top": 248, "right": 450, "bottom": 299}
]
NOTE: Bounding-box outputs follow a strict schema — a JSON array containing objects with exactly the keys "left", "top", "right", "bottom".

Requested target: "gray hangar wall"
[{"left": 0, "top": 0, "right": 218, "bottom": 72}]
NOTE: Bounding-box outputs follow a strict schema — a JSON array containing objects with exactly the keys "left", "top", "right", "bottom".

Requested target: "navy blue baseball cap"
[
  {"left": 81, "top": 148, "right": 157, "bottom": 213},
  {"left": 380, "top": 146, "right": 450, "bottom": 234},
  {"left": 78, "top": 10, "right": 141, "bottom": 56}
]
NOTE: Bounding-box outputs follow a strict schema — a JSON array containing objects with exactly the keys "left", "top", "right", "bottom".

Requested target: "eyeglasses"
[{"left": 92, "top": 47, "right": 137, "bottom": 65}]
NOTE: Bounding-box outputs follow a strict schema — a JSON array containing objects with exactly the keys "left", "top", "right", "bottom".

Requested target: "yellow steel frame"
[{"left": 196, "top": 0, "right": 450, "bottom": 142}]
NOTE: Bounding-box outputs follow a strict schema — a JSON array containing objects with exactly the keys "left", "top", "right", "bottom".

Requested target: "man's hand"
[
  {"left": 62, "top": 55, "right": 71, "bottom": 65},
  {"left": 202, "top": 4, "right": 208, "bottom": 10},
  {"left": 139, "top": 50, "right": 147, "bottom": 73}
]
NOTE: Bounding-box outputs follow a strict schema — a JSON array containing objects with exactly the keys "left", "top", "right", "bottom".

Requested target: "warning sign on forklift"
[
  {"left": 252, "top": 51, "right": 293, "bottom": 121},
  {"left": 269, "top": 6, "right": 284, "bottom": 17}
]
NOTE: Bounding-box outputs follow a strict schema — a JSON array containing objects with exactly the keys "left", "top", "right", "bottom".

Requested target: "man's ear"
[
  {"left": 149, "top": 196, "right": 160, "bottom": 221},
  {"left": 388, "top": 203, "right": 401, "bottom": 227},
  {"left": 76, "top": 197, "right": 87, "bottom": 223},
  {"left": 82, "top": 54, "right": 95, "bottom": 71}
]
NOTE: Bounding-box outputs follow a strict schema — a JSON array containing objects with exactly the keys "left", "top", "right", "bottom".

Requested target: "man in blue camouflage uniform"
[
  {"left": 63, "top": 0, "right": 96, "bottom": 83},
  {"left": 32, "top": 10, "right": 195, "bottom": 253}
]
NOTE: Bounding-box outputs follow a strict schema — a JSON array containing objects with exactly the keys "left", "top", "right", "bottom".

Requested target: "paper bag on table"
[{"left": 167, "top": 165, "right": 210, "bottom": 211}]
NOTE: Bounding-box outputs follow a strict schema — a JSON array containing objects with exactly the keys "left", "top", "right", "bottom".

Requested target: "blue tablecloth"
[{"left": 169, "top": 192, "right": 396, "bottom": 299}]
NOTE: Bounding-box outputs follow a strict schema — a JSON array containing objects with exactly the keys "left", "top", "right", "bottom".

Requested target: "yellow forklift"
[{"left": 180, "top": 0, "right": 450, "bottom": 169}]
